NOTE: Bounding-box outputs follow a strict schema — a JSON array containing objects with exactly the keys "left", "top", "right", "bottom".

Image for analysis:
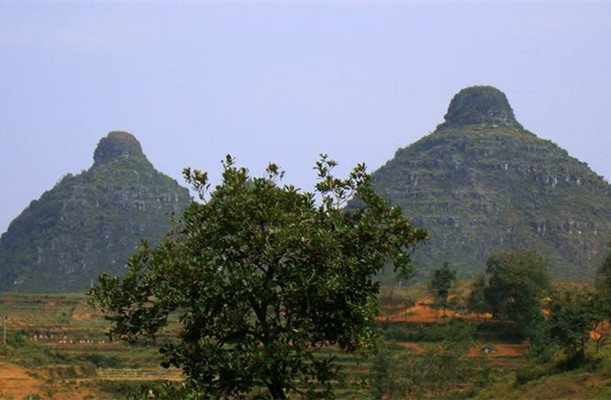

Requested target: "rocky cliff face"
[
  {"left": 0, "top": 131, "right": 190, "bottom": 292},
  {"left": 441, "top": 86, "right": 523, "bottom": 129},
  {"left": 372, "top": 86, "right": 611, "bottom": 280}
]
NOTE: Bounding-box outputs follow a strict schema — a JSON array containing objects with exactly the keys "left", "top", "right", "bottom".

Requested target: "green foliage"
[
  {"left": 467, "top": 274, "right": 490, "bottom": 316},
  {"left": 0, "top": 331, "right": 72, "bottom": 367},
  {"left": 514, "top": 361, "right": 558, "bottom": 385},
  {"left": 96, "top": 381, "right": 170, "bottom": 400},
  {"left": 22, "top": 395, "right": 43, "bottom": 400},
  {"left": 90, "top": 155, "right": 426, "bottom": 399},
  {"left": 472, "top": 321, "right": 526, "bottom": 344},
  {"left": 483, "top": 249, "right": 550, "bottom": 327},
  {"left": 369, "top": 348, "right": 392, "bottom": 400},
  {"left": 548, "top": 287, "right": 606, "bottom": 368},
  {"left": 596, "top": 242, "right": 611, "bottom": 317},
  {"left": 429, "top": 262, "right": 457, "bottom": 315},
  {"left": 380, "top": 318, "right": 475, "bottom": 344},
  {"left": 464, "top": 249, "right": 551, "bottom": 356},
  {"left": 370, "top": 322, "right": 475, "bottom": 399},
  {"left": 482, "top": 336, "right": 611, "bottom": 400},
  {"left": 79, "top": 353, "right": 122, "bottom": 368}
]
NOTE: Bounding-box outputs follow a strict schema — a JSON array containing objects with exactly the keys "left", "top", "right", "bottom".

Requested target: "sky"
[{"left": 1, "top": 1, "right": 610, "bottom": 235}]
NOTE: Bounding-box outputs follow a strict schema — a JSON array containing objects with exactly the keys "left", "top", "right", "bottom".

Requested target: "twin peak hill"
[
  {"left": 0, "top": 132, "right": 190, "bottom": 292},
  {"left": 372, "top": 86, "right": 610, "bottom": 280},
  {"left": 0, "top": 87, "right": 609, "bottom": 292}
]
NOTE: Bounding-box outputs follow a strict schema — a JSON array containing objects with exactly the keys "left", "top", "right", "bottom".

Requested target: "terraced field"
[{"left": 0, "top": 289, "right": 605, "bottom": 399}]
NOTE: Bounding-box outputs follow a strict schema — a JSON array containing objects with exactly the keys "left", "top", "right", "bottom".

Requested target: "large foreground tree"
[{"left": 90, "top": 155, "right": 426, "bottom": 399}]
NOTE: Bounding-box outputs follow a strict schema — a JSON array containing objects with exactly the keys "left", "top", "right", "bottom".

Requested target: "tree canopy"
[
  {"left": 89, "top": 155, "right": 426, "bottom": 399},
  {"left": 429, "top": 262, "right": 457, "bottom": 315},
  {"left": 548, "top": 287, "right": 605, "bottom": 367},
  {"left": 483, "top": 249, "right": 550, "bottom": 325},
  {"left": 466, "top": 274, "right": 489, "bottom": 317},
  {"left": 596, "top": 242, "right": 611, "bottom": 317}
]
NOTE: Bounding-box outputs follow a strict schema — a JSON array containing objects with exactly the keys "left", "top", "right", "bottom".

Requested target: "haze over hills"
[
  {"left": 0, "top": 132, "right": 190, "bottom": 292},
  {"left": 371, "top": 86, "right": 611, "bottom": 280}
]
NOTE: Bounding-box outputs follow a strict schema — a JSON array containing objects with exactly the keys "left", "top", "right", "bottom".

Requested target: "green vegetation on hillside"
[
  {"left": 0, "top": 132, "right": 190, "bottom": 292},
  {"left": 371, "top": 86, "right": 611, "bottom": 279}
]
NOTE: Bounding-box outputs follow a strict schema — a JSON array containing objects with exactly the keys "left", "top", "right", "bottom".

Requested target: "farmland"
[{"left": 0, "top": 284, "right": 609, "bottom": 399}]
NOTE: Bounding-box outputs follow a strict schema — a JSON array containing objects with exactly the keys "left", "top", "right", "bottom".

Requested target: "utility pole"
[{"left": 3, "top": 315, "right": 6, "bottom": 346}]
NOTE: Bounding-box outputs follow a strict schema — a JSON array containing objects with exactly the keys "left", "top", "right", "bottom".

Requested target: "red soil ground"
[
  {"left": 380, "top": 301, "right": 492, "bottom": 323},
  {"left": 0, "top": 362, "right": 44, "bottom": 399},
  {"left": 380, "top": 301, "right": 528, "bottom": 358}
]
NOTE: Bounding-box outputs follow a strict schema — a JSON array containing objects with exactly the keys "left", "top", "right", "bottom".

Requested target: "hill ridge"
[
  {"left": 0, "top": 131, "right": 191, "bottom": 292},
  {"left": 371, "top": 86, "right": 611, "bottom": 280}
]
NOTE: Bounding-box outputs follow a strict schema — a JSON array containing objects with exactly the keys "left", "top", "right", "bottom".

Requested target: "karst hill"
[
  {"left": 372, "top": 86, "right": 610, "bottom": 279},
  {"left": 0, "top": 132, "right": 190, "bottom": 292}
]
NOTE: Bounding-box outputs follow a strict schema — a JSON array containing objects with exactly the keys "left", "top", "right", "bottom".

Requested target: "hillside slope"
[
  {"left": 372, "top": 86, "right": 610, "bottom": 279},
  {"left": 0, "top": 132, "right": 190, "bottom": 292}
]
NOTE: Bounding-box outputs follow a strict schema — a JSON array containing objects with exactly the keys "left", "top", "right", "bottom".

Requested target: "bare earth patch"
[
  {"left": 381, "top": 301, "right": 492, "bottom": 323},
  {"left": 72, "top": 313, "right": 92, "bottom": 320},
  {"left": 0, "top": 362, "right": 44, "bottom": 399},
  {"left": 395, "top": 342, "right": 527, "bottom": 358}
]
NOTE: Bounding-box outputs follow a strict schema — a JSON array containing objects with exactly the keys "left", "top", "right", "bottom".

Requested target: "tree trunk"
[{"left": 267, "top": 381, "right": 287, "bottom": 399}]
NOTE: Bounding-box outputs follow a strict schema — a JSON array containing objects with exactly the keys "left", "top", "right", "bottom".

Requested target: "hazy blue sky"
[{"left": 1, "top": 1, "right": 610, "bottom": 234}]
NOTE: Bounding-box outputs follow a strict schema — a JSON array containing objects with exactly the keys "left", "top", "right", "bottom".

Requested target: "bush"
[
  {"left": 515, "top": 363, "right": 557, "bottom": 385},
  {"left": 378, "top": 286, "right": 416, "bottom": 309},
  {"left": 79, "top": 353, "right": 122, "bottom": 368},
  {"left": 380, "top": 319, "right": 475, "bottom": 344},
  {"left": 473, "top": 321, "right": 526, "bottom": 343},
  {"left": 369, "top": 343, "right": 478, "bottom": 399}
]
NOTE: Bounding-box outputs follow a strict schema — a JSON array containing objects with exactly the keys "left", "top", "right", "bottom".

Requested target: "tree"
[
  {"left": 595, "top": 242, "right": 611, "bottom": 317},
  {"left": 548, "top": 288, "right": 605, "bottom": 368},
  {"left": 466, "top": 274, "right": 490, "bottom": 318},
  {"left": 89, "top": 155, "right": 426, "bottom": 399},
  {"left": 370, "top": 322, "right": 475, "bottom": 399},
  {"left": 370, "top": 347, "right": 393, "bottom": 400},
  {"left": 483, "top": 249, "right": 550, "bottom": 328},
  {"left": 429, "top": 262, "right": 457, "bottom": 316},
  {"left": 527, "top": 248, "right": 611, "bottom": 367}
]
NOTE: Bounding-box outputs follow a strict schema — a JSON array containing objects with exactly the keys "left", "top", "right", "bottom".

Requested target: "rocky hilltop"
[
  {"left": 0, "top": 132, "right": 190, "bottom": 292},
  {"left": 372, "top": 86, "right": 610, "bottom": 280}
]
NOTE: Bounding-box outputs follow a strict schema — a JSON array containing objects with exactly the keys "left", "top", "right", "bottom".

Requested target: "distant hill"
[
  {"left": 371, "top": 86, "right": 611, "bottom": 280},
  {"left": 0, "top": 131, "right": 190, "bottom": 292}
]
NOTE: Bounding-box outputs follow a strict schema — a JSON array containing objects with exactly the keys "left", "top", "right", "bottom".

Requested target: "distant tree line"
[
  {"left": 372, "top": 246, "right": 610, "bottom": 399},
  {"left": 465, "top": 246, "right": 610, "bottom": 368}
]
